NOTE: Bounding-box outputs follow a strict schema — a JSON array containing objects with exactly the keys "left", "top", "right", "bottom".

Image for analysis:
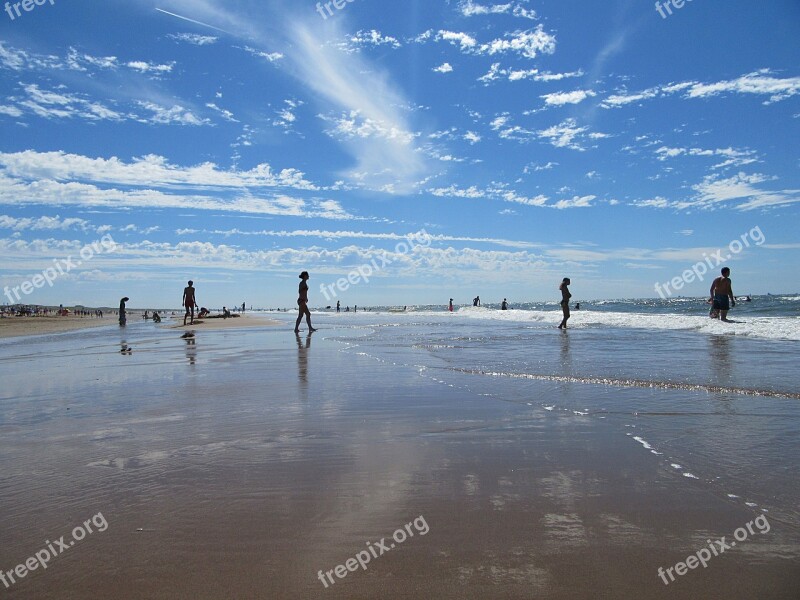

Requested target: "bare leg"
[
  {"left": 295, "top": 310, "right": 303, "bottom": 333},
  {"left": 558, "top": 306, "right": 570, "bottom": 329},
  {"left": 304, "top": 306, "right": 316, "bottom": 332}
]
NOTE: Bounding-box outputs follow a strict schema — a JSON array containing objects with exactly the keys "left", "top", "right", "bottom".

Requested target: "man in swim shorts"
[
  {"left": 709, "top": 267, "right": 735, "bottom": 322},
  {"left": 183, "top": 280, "right": 197, "bottom": 325}
]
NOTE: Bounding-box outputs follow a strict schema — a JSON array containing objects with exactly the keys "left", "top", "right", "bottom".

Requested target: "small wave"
[
  {"left": 449, "top": 367, "right": 800, "bottom": 399},
  {"left": 405, "top": 308, "right": 800, "bottom": 341}
]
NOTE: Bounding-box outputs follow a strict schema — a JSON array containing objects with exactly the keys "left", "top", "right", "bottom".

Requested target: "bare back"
[
  {"left": 183, "top": 286, "right": 196, "bottom": 307},
  {"left": 711, "top": 276, "right": 732, "bottom": 297}
]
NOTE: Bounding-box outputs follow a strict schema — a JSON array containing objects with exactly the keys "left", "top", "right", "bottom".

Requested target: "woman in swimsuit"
[
  {"left": 295, "top": 271, "right": 317, "bottom": 333},
  {"left": 558, "top": 278, "right": 571, "bottom": 329}
]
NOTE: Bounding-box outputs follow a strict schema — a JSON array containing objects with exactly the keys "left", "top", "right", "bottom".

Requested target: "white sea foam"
[{"left": 435, "top": 308, "right": 800, "bottom": 341}]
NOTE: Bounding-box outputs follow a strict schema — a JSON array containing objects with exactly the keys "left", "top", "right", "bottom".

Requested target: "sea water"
[{"left": 311, "top": 296, "right": 800, "bottom": 527}]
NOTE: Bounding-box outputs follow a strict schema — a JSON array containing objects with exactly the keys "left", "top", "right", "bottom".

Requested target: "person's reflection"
[
  {"left": 296, "top": 331, "right": 312, "bottom": 388},
  {"left": 708, "top": 335, "right": 733, "bottom": 387},
  {"left": 184, "top": 335, "right": 197, "bottom": 365},
  {"left": 559, "top": 328, "right": 571, "bottom": 373},
  {"left": 119, "top": 340, "right": 132, "bottom": 355}
]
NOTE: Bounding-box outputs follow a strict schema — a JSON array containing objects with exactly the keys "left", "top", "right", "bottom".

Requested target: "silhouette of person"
[
  {"left": 558, "top": 278, "right": 571, "bottom": 329},
  {"left": 295, "top": 271, "right": 317, "bottom": 333}
]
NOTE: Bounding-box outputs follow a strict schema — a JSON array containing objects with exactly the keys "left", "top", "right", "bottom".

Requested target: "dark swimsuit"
[{"left": 712, "top": 294, "right": 730, "bottom": 311}]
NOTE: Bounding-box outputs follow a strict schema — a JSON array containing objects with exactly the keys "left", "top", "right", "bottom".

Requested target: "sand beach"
[{"left": 0, "top": 308, "right": 798, "bottom": 598}]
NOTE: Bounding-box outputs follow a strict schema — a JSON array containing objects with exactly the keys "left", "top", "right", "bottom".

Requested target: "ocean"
[{"left": 310, "top": 295, "right": 800, "bottom": 529}]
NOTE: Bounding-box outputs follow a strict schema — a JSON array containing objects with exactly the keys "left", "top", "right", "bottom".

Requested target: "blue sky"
[{"left": 1, "top": 0, "right": 798, "bottom": 308}]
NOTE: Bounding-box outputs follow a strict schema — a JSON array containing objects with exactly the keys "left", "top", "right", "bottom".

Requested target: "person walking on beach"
[
  {"left": 336, "top": 300, "right": 340, "bottom": 313},
  {"left": 710, "top": 267, "right": 736, "bottom": 322},
  {"left": 295, "top": 271, "right": 317, "bottom": 333},
  {"left": 558, "top": 278, "right": 571, "bottom": 329},
  {"left": 183, "top": 280, "right": 197, "bottom": 326},
  {"left": 119, "top": 297, "right": 129, "bottom": 326}
]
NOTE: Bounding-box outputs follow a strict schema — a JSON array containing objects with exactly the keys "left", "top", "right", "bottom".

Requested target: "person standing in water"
[
  {"left": 182, "top": 280, "right": 197, "bottom": 326},
  {"left": 558, "top": 278, "right": 571, "bottom": 329},
  {"left": 119, "top": 296, "right": 129, "bottom": 326},
  {"left": 449, "top": 298, "right": 454, "bottom": 312},
  {"left": 295, "top": 271, "right": 317, "bottom": 333},
  {"left": 501, "top": 298, "right": 508, "bottom": 310},
  {"left": 710, "top": 267, "right": 736, "bottom": 322}
]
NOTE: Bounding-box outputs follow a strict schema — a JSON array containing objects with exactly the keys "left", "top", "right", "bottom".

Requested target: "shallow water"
[
  {"left": 315, "top": 309, "right": 800, "bottom": 529},
  {"left": 0, "top": 313, "right": 798, "bottom": 598}
]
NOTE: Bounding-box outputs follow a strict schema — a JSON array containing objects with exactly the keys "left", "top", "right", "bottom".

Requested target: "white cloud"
[
  {"left": 427, "top": 26, "right": 557, "bottom": 59},
  {"left": 0, "top": 214, "right": 92, "bottom": 232},
  {"left": 654, "top": 146, "right": 757, "bottom": 169},
  {"left": 135, "top": 101, "right": 209, "bottom": 126},
  {"left": 273, "top": 99, "right": 303, "bottom": 132},
  {"left": 541, "top": 90, "right": 596, "bottom": 106},
  {"left": 0, "top": 150, "right": 320, "bottom": 191},
  {"left": 290, "top": 22, "right": 428, "bottom": 193},
  {"left": 205, "top": 102, "right": 238, "bottom": 122},
  {"left": 0, "top": 173, "right": 355, "bottom": 219},
  {"left": 477, "top": 27, "right": 556, "bottom": 59},
  {"left": 464, "top": 131, "right": 481, "bottom": 144},
  {"left": 433, "top": 62, "right": 454, "bottom": 73},
  {"left": 241, "top": 46, "right": 284, "bottom": 62},
  {"left": 524, "top": 162, "right": 558, "bottom": 173},
  {"left": 536, "top": 118, "right": 602, "bottom": 151},
  {"left": 478, "top": 63, "right": 582, "bottom": 84},
  {"left": 551, "top": 195, "right": 595, "bottom": 209},
  {"left": 336, "top": 30, "right": 401, "bottom": 53},
  {"left": 168, "top": 33, "right": 218, "bottom": 45},
  {"left": 603, "top": 70, "right": 800, "bottom": 108},
  {"left": 633, "top": 172, "right": 799, "bottom": 211},
  {"left": 685, "top": 70, "right": 800, "bottom": 104},
  {"left": 436, "top": 30, "right": 479, "bottom": 52},
  {"left": 457, "top": 0, "right": 538, "bottom": 19}
]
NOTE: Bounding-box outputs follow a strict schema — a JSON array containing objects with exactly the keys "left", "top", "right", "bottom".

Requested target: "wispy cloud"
[{"left": 289, "top": 22, "right": 428, "bottom": 193}]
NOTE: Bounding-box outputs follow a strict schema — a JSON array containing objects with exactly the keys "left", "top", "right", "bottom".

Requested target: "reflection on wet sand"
[
  {"left": 296, "top": 331, "right": 312, "bottom": 396},
  {"left": 0, "top": 324, "right": 797, "bottom": 599}
]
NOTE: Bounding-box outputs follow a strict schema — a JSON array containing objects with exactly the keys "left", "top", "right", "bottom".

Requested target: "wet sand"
[
  {"left": 0, "top": 322, "right": 797, "bottom": 599},
  {"left": 0, "top": 315, "right": 113, "bottom": 339},
  {"left": 166, "top": 313, "right": 281, "bottom": 331},
  {"left": 0, "top": 312, "right": 279, "bottom": 339}
]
